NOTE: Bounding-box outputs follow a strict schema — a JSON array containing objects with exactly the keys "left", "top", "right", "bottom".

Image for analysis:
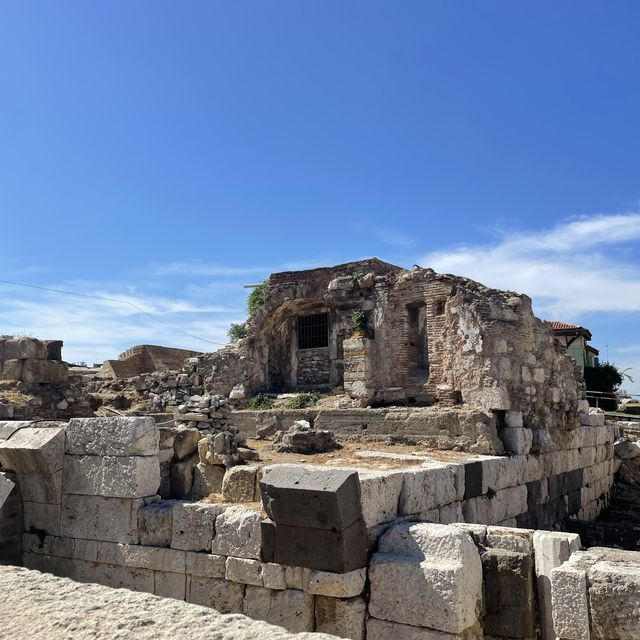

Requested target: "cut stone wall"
[
  {"left": 101, "top": 344, "right": 203, "bottom": 379},
  {"left": 0, "top": 337, "right": 68, "bottom": 384}
]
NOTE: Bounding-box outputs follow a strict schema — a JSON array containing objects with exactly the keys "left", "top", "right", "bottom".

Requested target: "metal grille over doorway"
[{"left": 297, "top": 313, "right": 329, "bottom": 349}]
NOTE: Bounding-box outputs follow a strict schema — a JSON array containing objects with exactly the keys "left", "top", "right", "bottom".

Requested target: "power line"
[{"left": 0, "top": 278, "right": 226, "bottom": 347}]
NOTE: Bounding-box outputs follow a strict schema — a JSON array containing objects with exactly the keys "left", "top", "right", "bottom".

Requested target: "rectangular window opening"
[{"left": 298, "top": 313, "right": 329, "bottom": 350}]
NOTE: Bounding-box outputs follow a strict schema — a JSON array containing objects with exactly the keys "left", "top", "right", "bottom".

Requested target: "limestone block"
[
  {"left": 192, "top": 463, "right": 224, "bottom": 498},
  {"left": 60, "top": 495, "right": 142, "bottom": 543},
  {"left": 66, "top": 417, "right": 158, "bottom": 456},
  {"left": 186, "top": 575, "right": 244, "bottom": 613},
  {"left": 226, "top": 556, "right": 263, "bottom": 586},
  {"left": 398, "top": 464, "right": 459, "bottom": 516},
  {"left": 96, "top": 542, "right": 187, "bottom": 573},
  {"left": 174, "top": 427, "right": 201, "bottom": 460},
  {"left": 366, "top": 618, "right": 475, "bottom": 639},
  {"left": 284, "top": 565, "right": 312, "bottom": 591},
  {"left": 505, "top": 411, "right": 524, "bottom": 428},
  {"left": 185, "top": 551, "right": 226, "bottom": 578},
  {"left": 0, "top": 472, "right": 15, "bottom": 508},
  {"left": 222, "top": 465, "right": 258, "bottom": 502},
  {"left": 1, "top": 359, "right": 23, "bottom": 381},
  {"left": 589, "top": 560, "right": 640, "bottom": 640},
  {"left": 21, "top": 359, "right": 68, "bottom": 383},
  {"left": 307, "top": 567, "right": 366, "bottom": 597},
  {"left": 15, "top": 471, "right": 62, "bottom": 504},
  {"left": 262, "top": 563, "right": 287, "bottom": 590},
  {"left": 450, "top": 523, "right": 487, "bottom": 546},
  {"left": 243, "top": 585, "right": 272, "bottom": 619},
  {"left": 438, "top": 502, "right": 463, "bottom": 525},
  {"left": 369, "top": 523, "right": 482, "bottom": 634},
  {"left": 533, "top": 531, "right": 581, "bottom": 640},
  {"left": 481, "top": 455, "right": 523, "bottom": 493},
  {"left": 267, "top": 589, "right": 315, "bottom": 633},
  {"left": 482, "top": 547, "right": 535, "bottom": 638},
  {"left": 23, "top": 501, "right": 61, "bottom": 536},
  {"left": 355, "top": 469, "right": 404, "bottom": 528},
  {"left": 0, "top": 426, "right": 65, "bottom": 475},
  {"left": 259, "top": 464, "right": 362, "bottom": 530},
  {"left": 171, "top": 502, "right": 219, "bottom": 552},
  {"left": 139, "top": 500, "right": 179, "bottom": 547},
  {"left": 500, "top": 427, "right": 533, "bottom": 455},
  {"left": 315, "top": 595, "right": 366, "bottom": 640},
  {"left": 211, "top": 504, "right": 262, "bottom": 559},
  {"left": 0, "top": 421, "right": 29, "bottom": 440},
  {"left": 63, "top": 455, "right": 160, "bottom": 498},
  {"left": 3, "top": 337, "right": 47, "bottom": 360},
  {"left": 551, "top": 559, "right": 590, "bottom": 640},
  {"left": 154, "top": 570, "right": 186, "bottom": 600},
  {"left": 486, "top": 526, "right": 533, "bottom": 554}
]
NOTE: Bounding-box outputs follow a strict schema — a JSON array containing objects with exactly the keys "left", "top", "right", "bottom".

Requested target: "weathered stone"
[
  {"left": 66, "top": 417, "right": 158, "bottom": 456},
  {"left": 0, "top": 472, "right": 15, "bottom": 508},
  {"left": 211, "top": 505, "right": 262, "bottom": 559},
  {"left": 185, "top": 551, "right": 226, "bottom": 578},
  {"left": 261, "top": 517, "right": 368, "bottom": 573},
  {"left": 482, "top": 547, "right": 535, "bottom": 638},
  {"left": 170, "top": 502, "right": 219, "bottom": 552},
  {"left": 369, "top": 523, "right": 482, "bottom": 634},
  {"left": 0, "top": 426, "right": 65, "bottom": 475},
  {"left": 60, "top": 494, "right": 143, "bottom": 543},
  {"left": 186, "top": 575, "right": 244, "bottom": 613},
  {"left": 23, "top": 501, "right": 61, "bottom": 536},
  {"left": 174, "top": 427, "right": 201, "bottom": 460},
  {"left": 21, "top": 359, "right": 68, "bottom": 384},
  {"left": 265, "top": 589, "right": 315, "bottom": 633},
  {"left": 307, "top": 568, "right": 366, "bottom": 597},
  {"left": 551, "top": 556, "right": 590, "bottom": 640},
  {"left": 398, "top": 464, "right": 460, "bottom": 516},
  {"left": 63, "top": 455, "right": 160, "bottom": 498},
  {"left": 273, "top": 420, "right": 339, "bottom": 455},
  {"left": 614, "top": 438, "right": 640, "bottom": 459},
  {"left": 154, "top": 570, "right": 186, "bottom": 600},
  {"left": 259, "top": 465, "right": 362, "bottom": 530},
  {"left": 532, "top": 530, "right": 581, "bottom": 640},
  {"left": 222, "top": 465, "right": 258, "bottom": 502},
  {"left": 15, "top": 470, "right": 62, "bottom": 503},
  {"left": 191, "top": 462, "right": 225, "bottom": 498},
  {"left": 366, "top": 618, "right": 470, "bottom": 639},
  {"left": 499, "top": 427, "right": 533, "bottom": 455},
  {"left": 226, "top": 556, "right": 263, "bottom": 586},
  {"left": 170, "top": 455, "right": 197, "bottom": 499},
  {"left": 354, "top": 469, "right": 403, "bottom": 528},
  {"left": 139, "top": 500, "right": 179, "bottom": 547},
  {"left": 0, "top": 421, "right": 28, "bottom": 440},
  {"left": 315, "top": 595, "right": 366, "bottom": 640}
]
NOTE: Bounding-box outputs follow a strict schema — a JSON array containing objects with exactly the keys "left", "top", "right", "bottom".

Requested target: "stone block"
[
  {"left": 16, "top": 470, "right": 62, "bottom": 503},
  {"left": 481, "top": 455, "right": 523, "bottom": 493},
  {"left": 463, "top": 461, "right": 483, "bottom": 500},
  {"left": 171, "top": 502, "right": 219, "bottom": 551},
  {"left": 139, "top": 499, "right": 179, "bottom": 547},
  {"left": 284, "top": 565, "right": 312, "bottom": 591},
  {"left": 505, "top": 410, "right": 524, "bottom": 428},
  {"left": 1, "top": 359, "right": 23, "bottom": 381},
  {"left": 191, "top": 462, "right": 224, "bottom": 498},
  {"left": 369, "top": 523, "right": 482, "bottom": 634},
  {"left": 261, "top": 517, "right": 368, "bottom": 573},
  {"left": 355, "top": 469, "right": 403, "bottom": 527},
  {"left": 398, "top": 464, "right": 459, "bottom": 516},
  {"left": 482, "top": 547, "right": 535, "bottom": 638},
  {"left": 259, "top": 464, "right": 362, "bottom": 530},
  {"left": 153, "top": 570, "right": 186, "bottom": 600},
  {"left": 0, "top": 421, "right": 29, "bottom": 440},
  {"left": 185, "top": 551, "right": 226, "bottom": 578},
  {"left": 366, "top": 618, "right": 471, "bottom": 639},
  {"left": 438, "top": 502, "right": 463, "bottom": 524},
  {"left": 499, "top": 427, "right": 533, "bottom": 455},
  {"left": 211, "top": 504, "right": 262, "bottom": 559},
  {"left": 261, "top": 562, "right": 287, "bottom": 590},
  {"left": 222, "top": 465, "right": 258, "bottom": 502},
  {"left": 170, "top": 455, "right": 197, "bottom": 498},
  {"left": 186, "top": 575, "right": 244, "bottom": 613},
  {"left": 0, "top": 471, "right": 15, "bottom": 508},
  {"left": 60, "top": 495, "right": 142, "bottom": 543},
  {"left": 589, "top": 560, "right": 640, "bottom": 640},
  {"left": 96, "top": 542, "right": 186, "bottom": 573},
  {"left": 533, "top": 531, "right": 581, "bottom": 640},
  {"left": 486, "top": 526, "right": 533, "bottom": 554},
  {"left": 226, "top": 556, "right": 263, "bottom": 586},
  {"left": 23, "top": 501, "right": 60, "bottom": 536},
  {"left": 551, "top": 559, "right": 590, "bottom": 640},
  {"left": 3, "top": 337, "right": 46, "bottom": 360},
  {"left": 21, "top": 359, "right": 68, "bottom": 383},
  {"left": 315, "top": 595, "right": 366, "bottom": 640},
  {"left": 307, "top": 567, "right": 366, "bottom": 597},
  {"left": 174, "top": 427, "right": 201, "bottom": 460},
  {"left": 66, "top": 417, "right": 159, "bottom": 456},
  {"left": 63, "top": 455, "right": 160, "bottom": 498},
  {"left": 0, "top": 426, "right": 65, "bottom": 475},
  {"left": 267, "top": 589, "right": 315, "bottom": 633}
]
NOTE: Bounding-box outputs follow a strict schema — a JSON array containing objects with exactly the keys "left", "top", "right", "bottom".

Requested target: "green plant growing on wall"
[
  {"left": 248, "top": 393, "right": 274, "bottom": 410},
  {"left": 227, "top": 322, "right": 247, "bottom": 342},
  {"left": 247, "top": 282, "right": 267, "bottom": 316},
  {"left": 284, "top": 392, "right": 320, "bottom": 410},
  {"left": 350, "top": 310, "right": 368, "bottom": 337}
]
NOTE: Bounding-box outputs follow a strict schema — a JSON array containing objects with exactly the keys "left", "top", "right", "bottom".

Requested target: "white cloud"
[{"left": 423, "top": 213, "right": 640, "bottom": 318}]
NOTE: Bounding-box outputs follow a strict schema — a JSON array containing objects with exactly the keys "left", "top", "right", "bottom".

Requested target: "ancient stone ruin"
[{"left": 0, "top": 259, "right": 639, "bottom": 639}]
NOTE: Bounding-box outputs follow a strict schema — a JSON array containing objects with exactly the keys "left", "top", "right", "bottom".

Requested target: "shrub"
[
  {"left": 284, "top": 392, "right": 321, "bottom": 410},
  {"left": 351, "top": 310, "right": 368, "bottom": 337},
  {"left": 247, "top": 282, "right": 267, "bottom": 316},
  {"left": 227, "top": 322, "right": 247, "bottom": 342},
  {"left": 248, "top": 393, "right": 274, "bottom": 410}
]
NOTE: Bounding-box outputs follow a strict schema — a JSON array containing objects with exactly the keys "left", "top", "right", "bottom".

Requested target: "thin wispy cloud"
[{"left": 423, "top": 212, "right": 640, "bottom": 318}]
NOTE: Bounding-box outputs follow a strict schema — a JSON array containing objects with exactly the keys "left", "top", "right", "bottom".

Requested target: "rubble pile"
[{"left": 273, "top": 420, "right": 340, "bottom": 455}]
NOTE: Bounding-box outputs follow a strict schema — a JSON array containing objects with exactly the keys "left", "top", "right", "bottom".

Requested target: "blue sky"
[{"left": 1, "top": 2, "right": 639, "bottom": 393}]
